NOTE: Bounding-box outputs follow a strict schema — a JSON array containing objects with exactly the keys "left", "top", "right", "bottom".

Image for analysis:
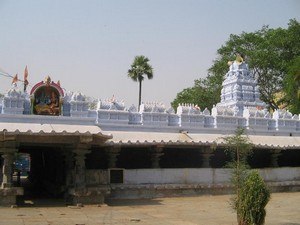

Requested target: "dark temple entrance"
[
  {"left": 17, "top": 146, "right": 68, "bottom": 204},
  {"left": 22, "top": 147, "right": 66, "bottom": 198},
  {"left": 0, "top": 120, "right": 111, "bottom": 206}
]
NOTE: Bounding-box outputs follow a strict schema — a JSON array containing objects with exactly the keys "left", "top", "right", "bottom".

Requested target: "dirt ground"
[{"left": 0, "top": 192, "right": 299, "bottom": 225}]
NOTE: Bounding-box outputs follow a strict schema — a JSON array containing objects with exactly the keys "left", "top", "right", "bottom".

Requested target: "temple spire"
[{"left": 216, "top": 54, "right": 266, "bottom": 116}]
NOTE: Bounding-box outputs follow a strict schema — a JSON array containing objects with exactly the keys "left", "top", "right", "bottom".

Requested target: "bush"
[{"left": 237, "top": 170, "right": 271, "bottom": 225}]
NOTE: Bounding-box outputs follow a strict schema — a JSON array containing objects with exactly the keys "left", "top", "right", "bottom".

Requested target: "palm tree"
[{"left": 128, "top": 55, "right": 153, "bottom": 109}]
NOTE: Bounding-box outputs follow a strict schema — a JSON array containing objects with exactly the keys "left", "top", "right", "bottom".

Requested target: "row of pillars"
[
  {"left": 1, "top": 144, "right": 284, "bottom": 189},
  {"left": 104, "top": 146, "right": 215, "bottom": 168},
  {"left": 103, "top": 146, "right": 284, "bottom": 169}
]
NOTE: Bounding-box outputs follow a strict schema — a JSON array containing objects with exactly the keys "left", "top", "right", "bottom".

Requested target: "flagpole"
[{"left": 24, "top": 66, "right": 29, "bottom": 92}]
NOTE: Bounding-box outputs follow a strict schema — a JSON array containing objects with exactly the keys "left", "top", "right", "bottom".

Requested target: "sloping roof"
[
  {"left": 0, "top": 122, "right": 104, "bottom": 135},
  {"left": 106, "top": 131, "right": 192, "bottom": 143},
  {"left": 104, "top": 131, "right": 300, "bottom": 149},
  {"left": 0, "top": 122, "right": 112, "bottom": 144},
  {"left": 247, "top": 135, "right": 300, "bottom": 149}
]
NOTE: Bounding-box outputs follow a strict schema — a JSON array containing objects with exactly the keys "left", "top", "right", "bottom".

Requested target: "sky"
[{"left": 0, "top": 0, "right": 299, "bottom": 108}]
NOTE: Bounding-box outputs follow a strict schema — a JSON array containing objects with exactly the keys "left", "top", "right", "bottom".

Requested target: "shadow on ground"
[
  {"left": 106, "top": 198, "right": 163, "bottom": 206},
  {"left": 16, "top": 197, "right": 163, "bottom": 208}
]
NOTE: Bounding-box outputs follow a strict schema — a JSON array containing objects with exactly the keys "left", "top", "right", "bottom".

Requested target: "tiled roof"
[
  {"left": 0, "top": 122, "right": 112, "bottom": 143},
  {"left": 104, "top": 131, "right": 300, "bottom": 149},
  {"left": 0, "top": 122, "right": 104, "bottom": 135}
]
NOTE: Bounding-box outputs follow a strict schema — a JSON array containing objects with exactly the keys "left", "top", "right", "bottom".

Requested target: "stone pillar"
[
  {"left": 0, "top": 141, "right": 23, "bottom": 206},
  {"left": 270, "top": 149, "right": 281, "bottom": 167},
  {"left": 200, "top": 146, "right": 213, "bottom": 168},
  {"left": 73, "top": 144, "right": 90, "bottom": 189},
  {"left": 105, "top": 146, "right": 121, "bottom": 168},
  {"left": 62, "top": 150, "right": 75, "bottom": 188},
  {"left": 150, "top": 146, "right": 164, "bottom": 168},
  {"left": 68, "top": 140, "right": 110, "bottom": 205},
  {"left": 1, "top": 152, "right": 15, "bottom": 188},
  {"left": 0, "top": 141, "right": 18, "bottom": 189}
]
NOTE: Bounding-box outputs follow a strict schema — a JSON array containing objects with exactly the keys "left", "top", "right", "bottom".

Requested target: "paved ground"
[{"left": 0, "top": 192, "right": 299, "bottom": 225}]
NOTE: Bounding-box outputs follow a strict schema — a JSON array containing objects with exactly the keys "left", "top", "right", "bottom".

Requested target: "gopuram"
[{"left": 0, "top": 57, "right": 299, "bottom": 206}]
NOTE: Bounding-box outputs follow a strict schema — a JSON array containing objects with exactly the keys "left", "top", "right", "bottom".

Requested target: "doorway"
[{"left": 17, "top": 146, "right": 68, "bottom": 205}]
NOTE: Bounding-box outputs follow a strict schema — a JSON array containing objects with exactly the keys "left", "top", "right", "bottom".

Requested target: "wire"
[
  {"left": 0, "top": 71, "right": 25, "bottom": 82},
  {"left": 0, "top": 71, "right": 33, "bottom": 88},
  {"left": 0, "top": 71, "right": 13, "bottom": 78}
]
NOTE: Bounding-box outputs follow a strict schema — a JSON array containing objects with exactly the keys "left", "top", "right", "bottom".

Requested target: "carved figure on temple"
[
  {"left": 35, "top": 91, "right": 59, "bottom": 115},
  {"left": 34, "top": 90, "right": 59, "bottom": 115},
  {"left": 30, "top": 76, "right": 64, "bottom": 116},
  {"left": 227, "top": 53, "right": 248, "bottom": 72}
]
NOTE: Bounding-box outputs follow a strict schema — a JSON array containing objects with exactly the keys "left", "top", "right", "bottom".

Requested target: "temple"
[
  {"left": 0, "top": 59, "right": 299, "bottom": 206},
  {"left": 217, "top": 54, "right": 266, "bottom": 114}
]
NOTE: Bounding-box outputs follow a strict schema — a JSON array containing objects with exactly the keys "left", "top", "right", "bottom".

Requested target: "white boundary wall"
[
  {"left": 86, "top": 167, "right": 300, "bottom": 186},
  {"left": 123, "top": 167, "right": 300, "bottom": 185},
  {"left": 124, "top": 168, "right": 230, "bottom": 185}
]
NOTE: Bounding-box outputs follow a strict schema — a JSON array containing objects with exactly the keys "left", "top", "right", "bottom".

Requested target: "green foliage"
[
  {"left": 171, "top": 74, "right": 222, "bottom": 111},
  {"left": 283, "top": 56, "right": 300, "bottom": 114},
  {"left": 128, "top": 55, "right": 153, "bottom": 107},
  {"left": 172, "top": 19, "right": 300, "bottom": 112},
  {"left": 223, "top": 128, "right": 253, "bottom": 164},
  {"left": 238, "top": 170, "right": 271, "bottom": 225},
  {"left": 222, "top": 128, "right": 253, "bottom": 192},
  {"left": 128, "top": 55, "right": 153, "bottom": 82},
  {"left": 211, "top": 19, "right": 300, "bottom": 111},
  {"left": 222, "top": 129, "right": 270, "bottom": 225},
  {"left": 228, "top": 161, "right": 249, "bottom": 213}
]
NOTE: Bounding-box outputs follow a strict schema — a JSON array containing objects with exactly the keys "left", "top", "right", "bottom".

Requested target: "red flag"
[{"left": 12, "top": 74, "right": 18, "bottom": 84}]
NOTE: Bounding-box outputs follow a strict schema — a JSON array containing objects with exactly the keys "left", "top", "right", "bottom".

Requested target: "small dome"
[
  {"left": 140, "top": 102, "right": 166, "bottom": 113},
  {"left": 71, "top": 92, "right": 86, "bottom": 101},
  {"left": 64, "top": 91, "right": 73, "bottom": 101},
  {"left": 166, "top": 107, "right": 175, "bottom": 114},
  {"left": 128, "top": 104, "right": 137, "bottom": 112},
  {"left": 203, "top": 108, "right": 210, "bottom": 115},
  {"left": 6, "top": 86, "right": 22, "bottom": 98}
]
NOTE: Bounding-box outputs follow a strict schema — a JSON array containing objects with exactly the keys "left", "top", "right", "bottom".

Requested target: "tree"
[
  {"left": 222, "top": 129, "right": 270, "bottom": 225},
  {"left": 283, "top": 56, "right": 300, "bottom": 114},
  {"left": 128, "top": 55, "right": 153, "bottom": 109},
  {"left": 209, "top": 19, "right": 300, "bottom": 111},
  {"left": 172, "top": 19, "right": 300, "bottom": 113},
  {"left": 223, "top": 128, "right": 253, "bottom": 211},
  {"left": 171, "top": 73, "right": 223, "bottom": 111}
]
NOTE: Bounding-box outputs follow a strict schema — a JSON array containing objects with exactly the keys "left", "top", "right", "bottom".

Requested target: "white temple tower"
[{"left": 216, "top": 54, "right": 266, "bottom": 116}]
